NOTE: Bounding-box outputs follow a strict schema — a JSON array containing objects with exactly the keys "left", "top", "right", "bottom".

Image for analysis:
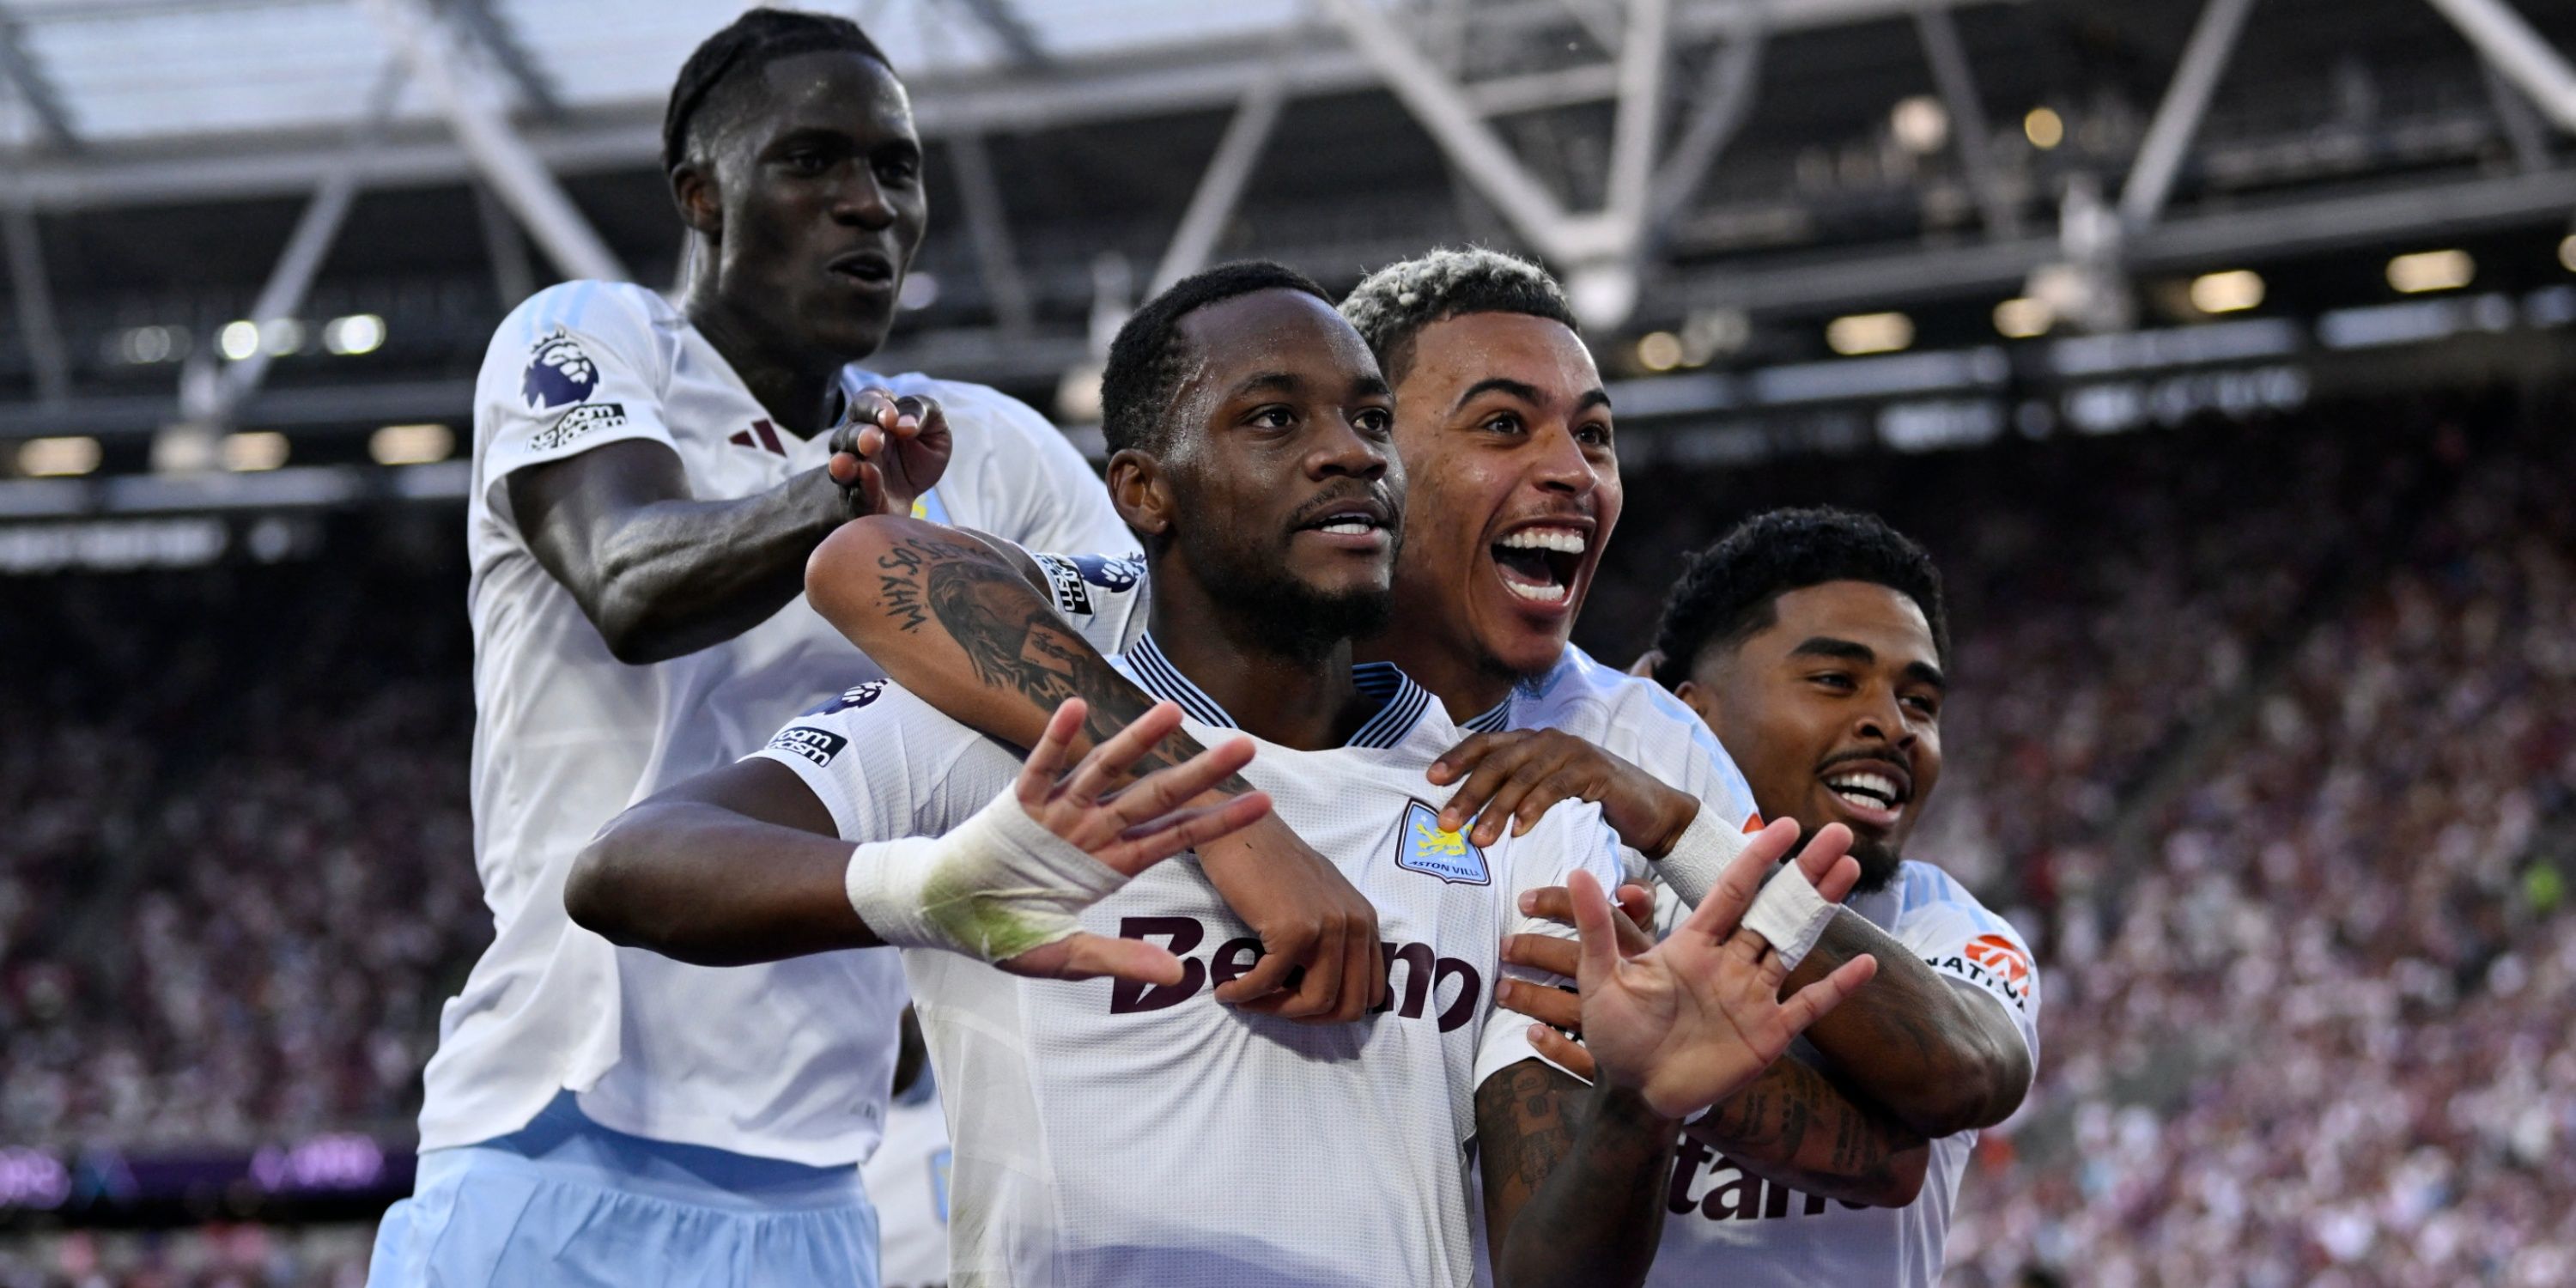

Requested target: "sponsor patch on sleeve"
[
  {"left": 521, "top": 327, "right": 599, "bottom": 410},
  {"left": 800, "top": 681, "right": 888, "bottom": 715},
  {"left": 1926, "top": 932, "right": 2034, "bottom": 1013},
  {"left": 1032, "top": 553, "right": 1093, "bottom": 617},
  {"left": 527, "top": 402, "right": 626, "bottom": 453},
  {"left": 1070, "top": 553, "right": 1144, "bottom": 592},
  {"left": 766, "top": 725, "right": 849, "bottom": 768},
  {"left": 1394, "top": 799, "right": 1491, "bottom": 885}
]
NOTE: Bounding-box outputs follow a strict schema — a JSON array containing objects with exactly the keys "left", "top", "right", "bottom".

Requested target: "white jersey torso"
[
  {"left": 431, "top": 280, "right": 1132, "bottom": 1165},
  {"left": 754, "top": 634, "right": 1624, "bottom": 1287},
  {"left": 1646, "top": 860, "right": 2043, "bottom": 1288}
]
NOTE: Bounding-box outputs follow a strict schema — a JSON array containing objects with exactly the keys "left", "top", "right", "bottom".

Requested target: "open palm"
[{"left": 1571, "top": 818, "right": 1880, "bottom": 1121}]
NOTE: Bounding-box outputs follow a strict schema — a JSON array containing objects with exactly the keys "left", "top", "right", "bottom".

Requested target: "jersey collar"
[{"left": 1121, "top": 631, "right": 1432, "bottom": 750}]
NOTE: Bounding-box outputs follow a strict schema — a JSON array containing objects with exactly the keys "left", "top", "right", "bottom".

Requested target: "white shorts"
[{"left": 368, "top": 1092, "right": 878, "bottom": 1288}]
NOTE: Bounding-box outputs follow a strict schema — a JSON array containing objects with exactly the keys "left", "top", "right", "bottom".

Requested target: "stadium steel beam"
[
  {"left": 1647, "top": 25, "right": 1765, "bottom": 241},
  {"left": 187, "top": 63, "right": 410, "bottom": 426},
  {"left": 0, "top": 5, "right": 76, "bottom": 153},
  {"left": 1151, "top": 71, "right": 1289, "bottom": 294},
  {"left": 0, "top": 204, "right": 70, "bottom": 405},
  {"left": 1913, "top": 2, "right": 2020, "bottom": 237},
  {"left": 2117, "top": 0, "right": 2258, "bottom": 229},
  {"left": 472, "top": 180, "right": 538, "bottom": 311},
  {"left": 945, "top": 131, "right": 1036, "bottom": 333},
  {"left": 2422, "top": 0, "right": 2576, "bottom": 133},
  {"left": 948, "top": 0, "right": 1048, "bottom": 67},
  {"left": 359, "top": 0, "right": 626, "bottom": 283},
  {"left": 2484, "top": 59, "right": 2553, "bottom": 170},
  {"left": 434, "top": 0, "right": 563, "bottom": 118}
]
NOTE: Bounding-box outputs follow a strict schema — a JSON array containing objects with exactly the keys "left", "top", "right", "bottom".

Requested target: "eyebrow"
[
  {"left": 1228, "top": 371, "right": 1303, "bottom": 399},
  {"left": 1576, "top": 387, "right": 1612, "bottom": 415},
  {"left": 1789, "top": 635, "right": 1947, "bottom": 690},
  {"left": 1352, "top": 374, "right": 1394, "bottom": 402},
  {"left": 1451, "top": 377, "right": 1543, "bottom": 411}
]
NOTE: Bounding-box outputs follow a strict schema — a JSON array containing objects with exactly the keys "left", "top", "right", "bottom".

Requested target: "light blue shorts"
[{"left": 368, "top": 1093, "right": 878, "bottom": 1288}]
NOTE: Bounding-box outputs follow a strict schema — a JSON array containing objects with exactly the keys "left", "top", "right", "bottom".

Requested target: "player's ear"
[
  {"left": 1106, "top": 449, "right": 1173, "bottom": 538},
  {"left": 671, "top": 159, "right": 723, "bottom": 237},
  {"left": 1674, "top": 671, "right": 1728, "bottom": 738}
]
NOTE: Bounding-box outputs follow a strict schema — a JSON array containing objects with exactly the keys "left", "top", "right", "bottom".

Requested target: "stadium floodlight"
[
  {"left": 222, "top": 431, "right": 290, "bottom": 473},
  {"left": 1056, "top": 361, "right": 1105, "bottom": 423},
  {"left": 1994, "top": 297, "right": 2053, "bottom": 338},
  {"left": 898, "top": 272, "right": 940, "bottom": 312},
  {"left": 116, "top": 326, "right": 183, "bottom": 366},
  {"left": 218, "top": 320, "right": 261, "bottom": 361},
  {"left": 1892, "top": 95, "right": 1949, "bottom": 155},
  {"left": 1826, "top": 312, "right": 1915, "bottom": 355},
  {"left": 2023, "top": 107, "right": 2064, "bottom": 149},
  {"left": 2387, "top": 250, "right": 2475, "bottom": 294},
  {"left": 370, "top": 423, "right": 454, "bottom": 466},
  {"left": 261, "top": 319, "right": 307, "bottom": 356},
  {"left": 325, "top": 314, "right": 387, "bottom": 356},
  {"left": 2561, "top": 234, "right": 2576, "bottom": 273},
  {"left": 17, "top": 436, "right": 100, "bottom": 478},
  {"left": 2189, "top": 270, "right": 2265, "bottom": 314},
  {"left": 1636, "top": 331, "right": 1686, "bottom": 372}
]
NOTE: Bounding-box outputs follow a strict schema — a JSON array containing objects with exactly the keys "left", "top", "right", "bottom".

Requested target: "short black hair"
[
  {"left": 1340, "top": 247, "right": 1580, "bottom": 383},
  {"left": 1650, "top": 507, "right": 1949, "bottom": 690},
  {"left": 664, "top": 9, "right": 893, "bottom": 173},
  {"left": 1099, "top": 260, "right": 1334, "bottom": 456}
]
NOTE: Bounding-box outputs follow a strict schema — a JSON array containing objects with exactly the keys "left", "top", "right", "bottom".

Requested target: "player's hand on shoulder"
[
  {"left": 1195, "top": 814, "right": 1388, "bottom": 1024},
  {"left": 993, "top": 699, "right": 1273, "bottom": 985},
  {"left": 1495, "top": 882, "right": 1656, "bottom": 1079},
  {"left": 1429, "top": 728, "right": 1698, "bottom": 856},
  {"left": 829, "top": 388, "right": 953, "bottom": 519},
  {"left": 1558, "top": 819, "right": 1880, "bottom": 1121}
]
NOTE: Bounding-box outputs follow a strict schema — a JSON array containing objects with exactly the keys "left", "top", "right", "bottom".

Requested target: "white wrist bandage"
[
  {"left": 1654, "top": 804, "right": 1749, "bottom": 908},
  {"left": 1741, "top": 861, "right": 1838, "bottom": 970},
  {"left": 844, "top": 789, "right": 1127, "bottom": 963}
]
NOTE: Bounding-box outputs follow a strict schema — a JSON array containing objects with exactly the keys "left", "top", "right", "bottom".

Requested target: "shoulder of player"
[
  {"left": 772, "top": 678, "right": 992, "bottom": 763},
  {"left": 490, "top": 281, "right": 673, "bottom": 354},
  {"left": 1889, "top": 860, "right": 2024, "bottom": 940}
]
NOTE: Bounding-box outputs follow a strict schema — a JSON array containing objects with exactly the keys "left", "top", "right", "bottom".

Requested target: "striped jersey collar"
[
  {"left": 1462, "top": 696, "right": 1512, "bottom": 734},
  {"left": 1122, "top": 631, "right": 1433, "bottom": 750}
]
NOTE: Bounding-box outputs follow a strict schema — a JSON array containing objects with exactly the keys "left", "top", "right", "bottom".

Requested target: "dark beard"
[
  {"left": 1847, "top": 838, "right": 1904, "bottom": 894},
  {"left": 1182, "top": 499, "right": 1398, "bottom": 664}
]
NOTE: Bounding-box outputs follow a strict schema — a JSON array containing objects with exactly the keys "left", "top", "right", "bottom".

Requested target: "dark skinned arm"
[
  {"left": 564, "top": 756, "right": 885, "bottom": 965},
  {"left": 800, "top": 514, "right": 1388, "bottom": 1023},
  {"left": 1479, "top": 1059, "right": 1678, "bottom": 1288},
  {"left": 1497, "top": 888, "right": 1927, "bottom": 1207},
  {"left": 1781, "top": 913, "right": 2032, "bottom": 1139}
]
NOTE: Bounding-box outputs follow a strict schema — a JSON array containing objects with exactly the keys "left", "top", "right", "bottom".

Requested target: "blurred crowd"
[{"left": 3, "top": 392, "right": 2570, "bottom": 1285}]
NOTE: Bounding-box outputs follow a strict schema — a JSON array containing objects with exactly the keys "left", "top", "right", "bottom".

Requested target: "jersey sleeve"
[
  {"left": 937, "top": 381, "right": 1134, "bottom": 556},
  {"left": 1473, "top": 802, "right": 1626, "bottom": 1090},
  {"left": 1024, "top": 551, "right": 1151, "bottom": 658},
  {"left": 745, "top": 679, "right": 1021, "bottom": 842},
  {"left": 475, "top": 283, "right": 679, "bottom": 524},
  {"left": 1600, "top": 682, "right": 1763, "bottom": 893},
  {"left": 1893, "top": 872, "right": 2044, "bottom": 1072}
]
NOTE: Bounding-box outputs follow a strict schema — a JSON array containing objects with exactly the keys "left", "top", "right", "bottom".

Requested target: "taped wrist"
[
  {"left": 1741, "top": 861, "right": 1837, "bottom": 969},
  {"left": 1653, "top": 803, "right": 1749, "bottom": 908},
  {"left": 844, "top": 790, "right": 1127, "bottom": 963}
]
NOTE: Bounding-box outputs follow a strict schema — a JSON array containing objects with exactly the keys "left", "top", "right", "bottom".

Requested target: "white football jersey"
[
  {"left": 863, "top": 1074, "right": 954, "bottom": 1288},
  {"left": 753, "top": 633, "right": 1625, "bottom": 1288},
  {"left": 1462, "top": 643, "right": 1763, "bottom": 885},
  {"left": 429, "top": 280, "right": 1133, "bottom": 1165},
  {"left": 1645, "top": 861, "right": 2042, "bottom": 1288}
]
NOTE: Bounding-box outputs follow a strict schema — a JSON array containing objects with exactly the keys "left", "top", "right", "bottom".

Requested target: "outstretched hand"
[
  {"left": 998, "top": 698, "right": 1272, "bottom": 983},
  {"left": 1557, "top": 819, "right": 1880, "bottom": 1120},
  {"left": 829, "top": 389, "right": 952, "bottom": 518}
]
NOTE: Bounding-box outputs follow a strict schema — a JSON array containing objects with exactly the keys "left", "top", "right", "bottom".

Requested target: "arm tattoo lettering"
[{"left": 1697, "top": 1054, "right": 1924, "bottom": 1204}]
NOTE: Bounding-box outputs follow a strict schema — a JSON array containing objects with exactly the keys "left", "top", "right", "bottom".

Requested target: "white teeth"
[
  {"left": 1502, "top": 579, "right": 1568, "bottom": 603},
  {"left": 1317, "top": 520, "right": 1374, "bottom": 536},
  {"left": 1498, "top": 527, "right": 1587, "bottom": 555},
  {"left": 1826, "top": 773, "right": 1901, "bottom": 805}
]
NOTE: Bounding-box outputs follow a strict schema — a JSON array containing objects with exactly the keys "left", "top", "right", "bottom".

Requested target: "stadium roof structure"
[{"left": 5, "top": 0, "right": 2576, "bottom": 480}]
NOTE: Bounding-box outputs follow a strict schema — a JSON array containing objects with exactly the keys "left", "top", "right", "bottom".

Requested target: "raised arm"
[
  {"left": 513, "top": 393, "right": 940, "bottom": 664},
  {"left": 567, "top": 697, "right": 1267, "bottom": 981},
  {"left": 802, "top": 514, "right": 1391, "bottom": 1023},
  {"left": 1772, "top": 913, "right": 2032, "bottom": 1139}
]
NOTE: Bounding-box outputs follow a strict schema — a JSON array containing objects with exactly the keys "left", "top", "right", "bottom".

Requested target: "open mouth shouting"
[
  {"left": 1489, "top": 521, "right": 1591, "bottom": 609},
  {"left": 1819, "top": 754, "right": 1913, "bottom": 831}
]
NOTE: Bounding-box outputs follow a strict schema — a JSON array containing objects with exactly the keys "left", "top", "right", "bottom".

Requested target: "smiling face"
[
  {"left": 674, "top": 50, "right": 927, "bottom": 363},
  {"left": 1115, "top": 289, "right": 1405, "bottom": 658},
  {"left": 1382, "top": 311, "right": 1619, "bottom": 683},
  {"left": 1679, "top": 580, "right": 1946, "bottom": 890}
]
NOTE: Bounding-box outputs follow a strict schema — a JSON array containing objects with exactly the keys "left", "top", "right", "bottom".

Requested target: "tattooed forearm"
[
  {"left": 1783, "top": 912, "right": 2031, "bottom": 1138},
  {"left": 1692, "top": 1053, "right": 1929, "bottom": 1206},
  {"left": 1479, "top": 1060, "right": 1675, "bottom": 1288},
  {"left": 866, "top": 532, "right": 1249, "bottom": 795}
]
